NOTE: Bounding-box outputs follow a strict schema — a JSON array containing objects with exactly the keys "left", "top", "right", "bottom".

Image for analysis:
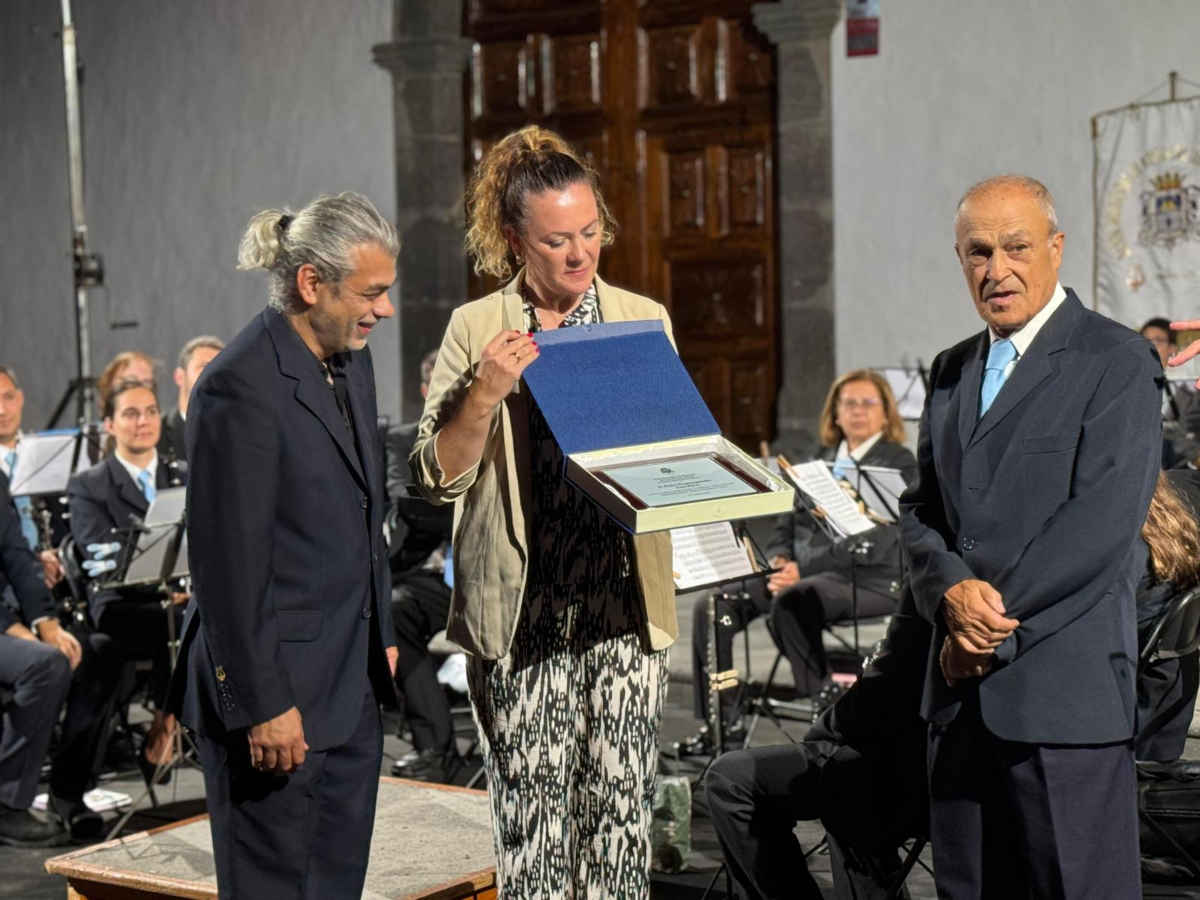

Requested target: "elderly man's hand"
[
  {"left": 942, "top": 579, "right": 1019, "bottom": 654},
  {"left": 1169, "top": 319, "right": 1200, "bottom": 387},
  {"left": 940, "top": 635, "right": 995, "bottom": 687}
]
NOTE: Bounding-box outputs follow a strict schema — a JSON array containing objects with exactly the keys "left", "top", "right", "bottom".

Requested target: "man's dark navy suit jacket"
[
  {"left": 170, "top": 307, "right": 395, "bottom": 751},
  {"left": 900, "top": 290, "right": 1162, "bottom": 745}
]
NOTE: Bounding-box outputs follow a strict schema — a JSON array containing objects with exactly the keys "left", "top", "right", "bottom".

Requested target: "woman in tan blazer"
[{"left": 410, "top": 126, "right": 675, "bottom": 898}]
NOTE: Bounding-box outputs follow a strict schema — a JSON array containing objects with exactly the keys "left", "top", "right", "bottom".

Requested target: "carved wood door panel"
[{"left": 466, "top": 0, "right": 778, "bottom": 449}]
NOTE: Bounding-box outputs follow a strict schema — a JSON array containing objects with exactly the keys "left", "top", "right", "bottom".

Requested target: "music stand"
[
  {"left": 676, "top": 522, "right": 773, "bottom": 900},
  {"left": 100, "top": 489, "right": 191, "bottom": 840},
  {"left": 877, "top": 367, "right": 927, "bottom": 421}
]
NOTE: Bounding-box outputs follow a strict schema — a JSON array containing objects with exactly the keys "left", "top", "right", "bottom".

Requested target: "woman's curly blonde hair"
[{"left": 465, "top": 125, "right": 617, "bottom": 280}]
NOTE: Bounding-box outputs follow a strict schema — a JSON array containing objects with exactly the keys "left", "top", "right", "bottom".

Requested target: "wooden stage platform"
[{"left": 44, "top": 777, "right": 497, "bottom": 900}]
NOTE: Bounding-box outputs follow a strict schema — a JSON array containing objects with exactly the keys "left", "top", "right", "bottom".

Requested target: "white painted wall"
[
  {"left": 0, "top": 0, "right": 399, "bottom": 426},
  {"left": 830, "top": 0, "right": 1200, "bottom": 372}
]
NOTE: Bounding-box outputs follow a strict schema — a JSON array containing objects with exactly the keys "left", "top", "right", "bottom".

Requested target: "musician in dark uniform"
[
  {"left": 170, "top": 193, "right": 399, "bottom": 900},
  {"left": 158, "top": 336, "right": 224, "bottom": 466},
  {"left": 385, "top": 349, "right": 455, "bottom": 783},
  {"left": 0, "top": 471, "right": 123, "bottom": 844},
  {"left": 69, "top": 378, "right": 187, "bottom": 780}
]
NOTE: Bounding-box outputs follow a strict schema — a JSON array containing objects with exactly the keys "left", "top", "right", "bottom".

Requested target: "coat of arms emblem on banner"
[{"left": 1139, "top": 170, "right": 1200, "bottom": 248}]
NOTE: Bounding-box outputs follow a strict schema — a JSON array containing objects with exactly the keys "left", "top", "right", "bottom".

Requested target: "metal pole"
[{"left": 60, "top": 0, "right": 95, "bottom": 425}]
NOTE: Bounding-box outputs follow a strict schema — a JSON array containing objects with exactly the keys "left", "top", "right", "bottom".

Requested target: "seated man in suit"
[
  {"left": 707, "top": 469, "right": 1200, "bottom": 900},
  {"left": 685, "top": 371, "right": 916, "bottom": 752},
  {"left": 0, "top": 365, "right": 66, "bottom": 585},
  {"left": 158, "top": 336, "right": 224, "bottom": 466},
  {"left": 1141, "top": 317, "right": 1198, "bottom": 468},
  {"left": 386, "top": 349, "right": 456, "bottom": 782},
  {"left": 707, "top": 590, "right": 929, "bottom": 900},
  {"left": 69, "top": 378, "right": 187, "bottom": 781},
  {"left": 0, "top": 471, "right": 122, "bottom": 844}
]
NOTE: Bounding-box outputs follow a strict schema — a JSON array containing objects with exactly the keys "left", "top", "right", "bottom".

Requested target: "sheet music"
[
  {"left": 671, "top": 522, "right": 756, "bottom": 591},
  {"left": 878, "top": 367, "right": 926, "bottom": 420},
  {"left": 824, "top": 463, "right": 909, "bottom": 523},
  {"left": 8, "top": 433, "right": 79, "bottom": 496},
  {"left": 144, "top": 487, "right": 186, "bottom": 527},
  {"left": 786, "top": 461, "right": 876, "bottom": 538}
]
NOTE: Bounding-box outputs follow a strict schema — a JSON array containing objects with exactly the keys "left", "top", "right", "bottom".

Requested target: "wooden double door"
[{"left": 465, "top": 0, "right": 780, "bottom": 450}]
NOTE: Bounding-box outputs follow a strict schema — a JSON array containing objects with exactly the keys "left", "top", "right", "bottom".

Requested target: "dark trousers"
[
  {"left": 707, "top": 744, "right": 910, "bottom": 900},
  {"left": 928, "top": 704, "right": 1141, "bottom": 899},
  {"left": 771, "top": 576, "right": 895, "bottom": 697},
  {"left": 195, "top": 689, "right": 383, "bottom": 900},
  {"left": 98, "top": 599, "right": 184, "bottom": 709},
  {"left": 0, "top": 628, "right": 121, "bottom": 808},
  {"left": 691, "top": 586, "right": 771, "bottom": 722},
  {"left": 391, "top": 570, "right": 453, "bottom": 751}
]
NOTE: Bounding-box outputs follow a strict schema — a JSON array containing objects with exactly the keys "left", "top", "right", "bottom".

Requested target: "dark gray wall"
[{"left": 0, "top": 0, "right": 401, "bottom": 427}]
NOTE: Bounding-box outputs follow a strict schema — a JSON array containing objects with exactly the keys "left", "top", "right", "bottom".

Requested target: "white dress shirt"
[
  {"left": 987, "top": 282, "right": 1067, "bottom": 378},
  {"left": 114, "top": 449, "right": 159, "bottom": 493},
  {"left": 834, "top": 430, "right": 884, "bottom": 464}
]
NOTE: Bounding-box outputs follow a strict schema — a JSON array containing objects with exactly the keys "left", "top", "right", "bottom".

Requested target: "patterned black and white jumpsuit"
[{"left": 467, "top": 285, "right": 670, "bottom": 899}]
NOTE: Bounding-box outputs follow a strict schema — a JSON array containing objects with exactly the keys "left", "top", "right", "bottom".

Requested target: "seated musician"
[
  {"left": 706, "top": 472, "right": 1200, "bottom": 900},
  {"left": 0, "top": 365, "right": 66, "bottom": 586},
  {"left": 68, "top": 378, "right": 187, "bottom": 780},
  {"left": 385, "top": 350, "right": 456, "bottom": 783},
  {"left": 95, "top": 351, "right": 156, "bottom": 417},
  {"left": 685, "top": 370, "right": 916, "bottom": 751},
  {"left": 0, "top": 465, "right": 122, "bottom": 844},
  {"left": 158, "top": 336, "right": 224, "bottom": 466},
  {"left": 769, "top": 369, "right": 917, "bottom": 707},
  {"left": 1136, "top": 468, "right": 1200, "bottom": 763}
]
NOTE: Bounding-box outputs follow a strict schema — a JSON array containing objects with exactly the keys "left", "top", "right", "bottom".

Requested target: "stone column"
[
  {"left": 752, "top": 0, "right": 842, "bottom": 451},
  {"left": 374, "top": 0, "right": 473, "bottom": 423}
]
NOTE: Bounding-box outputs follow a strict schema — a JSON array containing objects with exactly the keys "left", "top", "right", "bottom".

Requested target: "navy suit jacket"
[
  {"left": 170, "top": 307, "right": 395, "bottom": 751},
  {"left": 67, "top": 455, "right": 179, "bottom": 625},
  {"left": 900, "top": 290, "right": 1162, "bottom": 745},
  {"left": 0, "top": 473, "right": 56, "bottom": 633}
]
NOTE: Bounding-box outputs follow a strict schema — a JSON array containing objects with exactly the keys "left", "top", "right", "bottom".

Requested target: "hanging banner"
[
  {"left": 846, "top": 0, "right": 880, "bottom": 57},
  {"left": 1094, "top": 96, "right": 1200, "bottom": 351}
]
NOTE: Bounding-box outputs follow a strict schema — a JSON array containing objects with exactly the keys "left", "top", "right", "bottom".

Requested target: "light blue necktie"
[
  {"left": 979, "top": 338, "right": 1018, "bottom": 418},
  {"left": 832, "top": 457, "right": 856, "bottom": 481},
  {"left": 6, "top": 448, "right": 39, "bottom": 550},
  {"left": 137, "top": 469, "right": 156, "bottom": 505}
]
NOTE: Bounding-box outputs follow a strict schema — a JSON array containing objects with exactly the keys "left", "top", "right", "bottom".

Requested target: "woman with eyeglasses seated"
[
  {"left": 686, "top": 370, "right": 917, "bottom": 750},
  {"left": 767, "top": 369, "right": 917, "bottom": 710},
  {"left": 67, "top": 378, "right": 187, "bottom": 781}
]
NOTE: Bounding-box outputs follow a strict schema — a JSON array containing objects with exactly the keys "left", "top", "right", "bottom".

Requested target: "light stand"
[{"left": 50, "top": 0, "right": 102, "bottom": 430}]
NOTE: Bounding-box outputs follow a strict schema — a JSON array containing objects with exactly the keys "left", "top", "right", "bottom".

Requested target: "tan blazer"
[{"left": 410, "top": 272, "right": 678, "bottom": 661}]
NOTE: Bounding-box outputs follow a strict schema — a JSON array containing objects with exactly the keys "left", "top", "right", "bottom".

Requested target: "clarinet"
[{"left": 707, "top": 593, "right": 740, "bottom": 755}]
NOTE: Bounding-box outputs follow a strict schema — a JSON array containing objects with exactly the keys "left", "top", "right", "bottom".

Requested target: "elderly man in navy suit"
[
  {"left": 171, "top": 193, "right": 399, "bottom": 900},
  {"left": 900, "top": 175, "right": 1162, "bottom": 898}
]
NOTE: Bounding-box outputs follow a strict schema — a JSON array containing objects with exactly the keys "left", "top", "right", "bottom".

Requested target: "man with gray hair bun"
[
  {"left": 169, "top": 192, "right": 400, "bottom": 900},
  {"left": 900, "top": 175, "right": 1161, "bottom": 897}
]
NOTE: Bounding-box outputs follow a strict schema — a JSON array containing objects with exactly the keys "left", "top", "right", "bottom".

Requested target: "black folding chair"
[{"left": 1136, "top": 586, "right": 1200, "bottom": 882}]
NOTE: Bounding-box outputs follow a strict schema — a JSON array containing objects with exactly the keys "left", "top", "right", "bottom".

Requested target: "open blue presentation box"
[{"left": 522, "top": 320, "right": 794, "bottom": 533}]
